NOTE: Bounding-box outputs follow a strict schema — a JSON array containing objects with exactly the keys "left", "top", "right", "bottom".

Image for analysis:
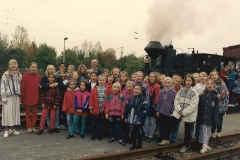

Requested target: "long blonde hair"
[{"left": 7, "top": 59, "right": 21, "bottom": 79}]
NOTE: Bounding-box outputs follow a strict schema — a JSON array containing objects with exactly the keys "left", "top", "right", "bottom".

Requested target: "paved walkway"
[{"left": 0, "top": 113, "right": 239, "bottom": 160}]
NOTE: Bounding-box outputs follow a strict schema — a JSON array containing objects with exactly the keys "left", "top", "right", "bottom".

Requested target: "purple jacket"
[
  {"left": 156, "top": 88, "right": 176, "bottom": 116},
  {"left": 74, "top": 91, "right": 90, "bottom": 111},
  {"left": 105, "top": 93, "right": 125, "bottom": 116}
]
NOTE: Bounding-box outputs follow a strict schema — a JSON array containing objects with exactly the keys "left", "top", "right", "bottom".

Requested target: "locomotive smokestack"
[{"left": 144, "top": 41, "right": 165, "bottom": 68}]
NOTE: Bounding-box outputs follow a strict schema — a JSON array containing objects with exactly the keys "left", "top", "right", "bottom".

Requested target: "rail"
[{"left": 79, "top": 133, "right": 240, "bottom": 160}]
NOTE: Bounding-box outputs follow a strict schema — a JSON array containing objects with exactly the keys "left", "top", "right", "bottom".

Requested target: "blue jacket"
[
  {"left": 197, "top": 89, "right": 219, "bottom": 126},
  {"left": 124, "top": 94, "right": 149, "bottom": 126},
  {"left": 228, "top": 70, "right": 235, "bottom": 80}
]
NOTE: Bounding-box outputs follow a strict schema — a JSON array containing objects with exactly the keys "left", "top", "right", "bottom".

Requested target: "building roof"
[{"left": 223, "top": 44, "right": 240, "bottom": 58}]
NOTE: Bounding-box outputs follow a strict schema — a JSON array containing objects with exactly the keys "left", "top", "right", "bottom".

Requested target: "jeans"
[
  {"left": 71, "top": 115, "right": 87, "bottom": 135},
  {"left": 47, "top": 106, "right": 59, "bottom": 128},
  {"left": 211, "top": 113, "right": 224, "bottom": 133},
  {"left": 25, "top": 105, "right": 38, "bottom": 128},
  {"left": 40, "top": 109, "right": 56, "bottom": 130},
  {"left": 92, "top": 114, "right": 104, "bottom": 136},
  {"left": 66, "top": 113, "right": 74, "bottom": 133},
  {"left": 109, "top": 116, "right": 122, "bottom": 140},
  {"left": 143, "top": 116, "right": 157, "bottom": 138},
  {"left": 227, "top": 80, "right": 233, "bottom": 92},
  {"left": 170, "top": 117, "right": 181, "bottom": 143},
  {"left": 59, "top": 107, "right": 67, "bottom": 126},
  {"left": 130, "top": 125, "right": 142, "bottom": 148}
]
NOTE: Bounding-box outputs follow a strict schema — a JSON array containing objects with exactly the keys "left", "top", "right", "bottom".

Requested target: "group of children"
[{"left": 1, "top": 59, "right": 236, "bottom": 154}]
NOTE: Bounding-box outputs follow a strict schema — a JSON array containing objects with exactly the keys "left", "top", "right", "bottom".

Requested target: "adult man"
[{"left": 91, "top": 59, "right": 102, "bottom": 75}]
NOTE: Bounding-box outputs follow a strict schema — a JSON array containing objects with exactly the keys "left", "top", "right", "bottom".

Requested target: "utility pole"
[{"left": 120, "top": 47, "right": 124, "bottom": 70}]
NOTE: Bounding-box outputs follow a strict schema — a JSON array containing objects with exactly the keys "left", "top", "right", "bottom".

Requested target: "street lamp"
[{"left": 63, "top": 37, "right": 68, "bottom": 63}]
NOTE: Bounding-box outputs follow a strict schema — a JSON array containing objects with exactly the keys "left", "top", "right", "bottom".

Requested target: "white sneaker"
[
  {"left": 9, "top": 129, "right": 20, "bottom": 135},
  {"left": 211, "top": 133, "right": 216, "bottom": 138},
  {"left": 158, "top": 139, "right": 170, "bottom": 146},
  {"left": 216, "top": 132, "right": 221, "bottom": 138},
  {"left": 61, "top": 125, "right": 66, "bottom": 130},
  {"left": 27, "top": 128, "right": 32, "bottom": 133},
  {"left": 200, "top": 144, "right": 208, "bottom": 154},
  {"left": 180, "top": 146, "right": 187, "bottom": 153},
  {"left": 3, "top": 131, "right": 9, "bottom": 138},
  {"left": 32, "top": 128, "right": 38, "bottom": 133}
]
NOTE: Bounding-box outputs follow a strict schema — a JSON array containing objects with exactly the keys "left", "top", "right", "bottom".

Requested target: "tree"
[
  {"left": 56, "top": 49, "right": 80, "bottom": 69},
  {"left": 0, "top": 33, "right": 9, "bottom": 70},
  {"left": 33, "top": 43, "right": 57, "bottom": 70},
  {"left": 98, "top": 48, "right": 118, "bottom": 70},
  {"left": 7, "top": 48, "right": 25, "bottom": 68},
  {"left": 120, "top": 53, "right": 144, "bottom": 74},
  {"left": 11, "top": 26, "right": 30, "bottom": 50},
  {"left": 24, "top": 41, "right": 37, "bottom": 67}
]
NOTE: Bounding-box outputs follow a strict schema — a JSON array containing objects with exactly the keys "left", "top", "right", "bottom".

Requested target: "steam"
[{"left": 145, "top": 0, "right": 228, "bottom": 45}]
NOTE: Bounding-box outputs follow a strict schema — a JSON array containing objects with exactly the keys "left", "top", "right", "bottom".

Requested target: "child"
[
  {"left": 72, "top": 71, "right": 80, "bottom": 88},
  {"left": 39, "top": 65, "right": 64, "bottom": 133},
  {"left": 112, "top": 67, "right": 121, "bottom": 82},
  {"left": 105, "top": 83, "right": 125, "bottom": 146},
  {"left": 159, "top": 74, "right": 166, "bottom": 90},
  {"left": 86, "top": 69, "right": 93, "bottom": 83},
  {"left": 88, "top": 72, "right": 98, "bottom": 92},
  {"left": 231, "top": 72, "right": 240, "bottom": 106},
  {"left": 131, "top": 73, "right": 136, "bottom": 82},
  {"left": 172, "top": 74, "right": 199, "bottom": 153},
  {"left": 55, "top": 62, "right": 67, "bottom": 77},
  {"left": 77, "top": 64, "right": 88, "bottom": 82},
  {"left": 173, "top": 75, "right": 182, "bottom": 92},
  {"left": 156, "top": 77, "right": 176, "bottom": 145},
  {"left": 67, "top": 65, "right": 75, "bottom": 80},
  {"left": 210, "top": 70, "right": 229, "bottom": 138},
  {"left": 66, "top": 81, "right": 90, "bottom": 139},
  {"left": 133, "top": 71, "right": 149, "bottom": 102},
  {"left": 143, "top": 72, "right": 160, "bottom": 142},
  {"left": 143, "top": 75, "right": 149, "bottom": 84},
  {"left": 1, "top": 59, "right": 22, "bottom": 138},
  {"left": 170, "top": 75, "right": 183, "bottom": 144},
  {"left": 119, "top": 71, "right": 128, "bottom": 92},
  {"left": 62, "top": 79, "right": 79, "bottom": 135},
  {"left": 155, "top": 72, "right": 161, "bottom": 85},
  {"left": 193, "top": 73, "right": 200, "bottom": 84},
  {"left": 21, "top": 62, "right": 41, "bottom": 133},
  {"left": 58, "top": 69, "right": 68, "bottom": 130},
  {"left": 121, "top": 80, "right": 134, "bottom": 144},
  {"left": 37, "top": 74, "right": 61, "bottom": 135},
  {"left": 124, "top": 85, "right": 149, "bottom": 150},
  {"left": 196, "top": 78, "right": 219, "bottom": 154},
  {"left": 103, "top": 68, "right": 110, "bottom": 78},
  {"left": 105, "top": 74, "right": 115, "bottom": 89},
  {"left": 89, "top": 75, "right": 111, "bottom": 140},
  {"left": 195, "top": 72, "right": 207, "bottom": 95}
]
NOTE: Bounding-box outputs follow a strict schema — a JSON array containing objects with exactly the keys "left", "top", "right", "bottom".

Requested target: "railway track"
[{"left": 79, "top": 132, "right": 240, "bottom": 160}]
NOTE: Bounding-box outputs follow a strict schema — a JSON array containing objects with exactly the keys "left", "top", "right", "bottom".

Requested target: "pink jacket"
[{"left": 105, "top": 92, "right": 125, "bottom": 116}]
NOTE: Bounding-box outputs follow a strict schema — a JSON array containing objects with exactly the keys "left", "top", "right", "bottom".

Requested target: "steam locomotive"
[{"left": 142, "top": 41, "right": 238, "bottom": 77}]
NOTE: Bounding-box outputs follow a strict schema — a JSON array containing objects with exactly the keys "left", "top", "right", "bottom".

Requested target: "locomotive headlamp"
[
  {"left": 197, "top": 68, "right": 200, "bottom": 71},
  {"left": 208, "top": 55, "right": 211, "bottom": 58},
  {"left": 144, "top": 55, "right": 151, "bottom": 64}
]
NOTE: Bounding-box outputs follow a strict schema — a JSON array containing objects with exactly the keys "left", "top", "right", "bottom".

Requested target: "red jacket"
[
  {"left": 147, "top": 83, "right": 161, "bottom": 105},
  {"left": 21, "top": 72, "right": 41, "bottom": 106},
  {"left": 220, "top": 68, "right": 229, "bottom": 78},
  {"left": 62, "top": 88, "right": 79, "bottom": 114},
  {"left": 105, "top": 92, "right": 125, "bottom": 116},
  {"left": 89, "top": 85, "right": 112, "bottom": 115}
]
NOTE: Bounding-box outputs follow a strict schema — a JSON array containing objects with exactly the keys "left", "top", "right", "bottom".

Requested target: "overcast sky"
[{"left": 0, "top": 0, "right": 239, "bottom": 58}]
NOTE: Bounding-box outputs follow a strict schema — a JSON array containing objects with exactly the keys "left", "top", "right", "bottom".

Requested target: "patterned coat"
[
  {"left": 173, "top": 86, "right": 199, "bottom": 122},
  {"left": 1, "top": 71, "right": 22, "bottom": 101},
  {"left": 215, "top": 80, "right": 229, "bottom": 113},
  {"left": 39, "top": 86, "right": 61, "bottom": 109}
]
